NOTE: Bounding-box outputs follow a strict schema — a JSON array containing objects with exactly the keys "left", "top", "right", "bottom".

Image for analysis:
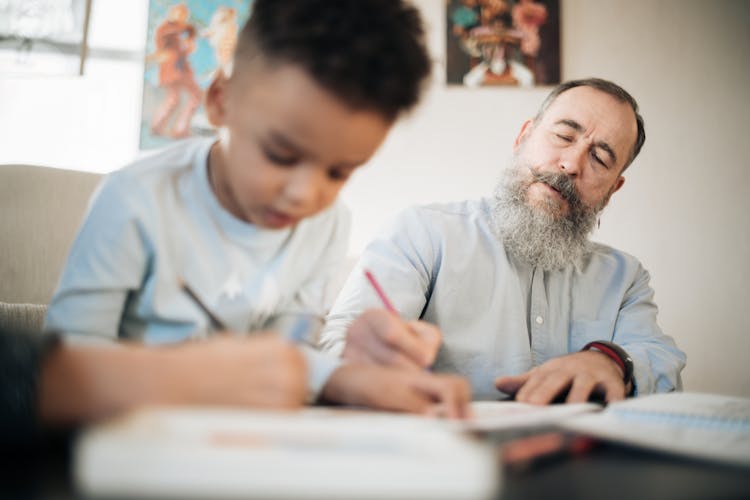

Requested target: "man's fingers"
[
  {"left": 406, "top": 320, "right": 442, "bottom": 362},
  {"left": 496, "top": 351, "right": 634, "bottom": 406},
  {"left": 343, "top": 333, "right": 421, "bottom": 370},
  {"left": 380, "top": 318, "right": 435, "bottom": 367},
  {"left": 341, "top": 337, "right": 375, "bottom": 364},
  {"left": 363, "top": 334, "right": 424, "bottom": 370},
  {"left": 566, "top": 374, "right": 597, "bottom": 404},
  {"left": 388, "top": 388, "right": 433, "bottom": 415},
  {"left": 320, "top": 364, "right": 471, "bottom": 419},
  {"left": 514, "top": 370, "right": 550, "bottom": 402},
  {"left": 352, "top": 309, "right": 435, "bottom": 368},
  {"left": 410, "top": 374, "right": 471, "bottom": 419},
  {"left": 494, "top": 373, "right": 530, "bottom": 396},
  {"left": 441, "top": 376, "right": 472, "bottom": 419},
  {"left": 603, "top": 379, "right": 626, "bottom": 403},
  {"left": 519, "top": 372, "right": 571, "bottom": 404}
]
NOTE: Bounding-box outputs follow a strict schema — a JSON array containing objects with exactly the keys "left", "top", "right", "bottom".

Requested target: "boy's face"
[{"left": 205, "top": 62, "right": 392, "bottom": 229}]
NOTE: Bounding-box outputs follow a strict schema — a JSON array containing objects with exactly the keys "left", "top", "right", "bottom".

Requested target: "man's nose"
[{"left": 559, "top": 143, "right": 587, "bottom": 176}]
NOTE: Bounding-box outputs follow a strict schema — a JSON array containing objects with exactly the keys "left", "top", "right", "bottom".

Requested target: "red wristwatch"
[{"left": 582, "top": 340, "right": 634, "bottom": 392}]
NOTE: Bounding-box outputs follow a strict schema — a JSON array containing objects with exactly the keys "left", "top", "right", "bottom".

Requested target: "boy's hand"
[
  {"left": 342, "top": 309, "right": 442, "bottom": 370},
  {"left": 171, "top": 334, "right": 308, "bottom": 409},
  {"left": 39, "top": 334, "right": 309, "bottom": 425},
  {"left": 321, "top": 363, "right": 471, "bottom": 419},
  {"left": 494, "top": 351, "right": 627, "bottom": 405}
]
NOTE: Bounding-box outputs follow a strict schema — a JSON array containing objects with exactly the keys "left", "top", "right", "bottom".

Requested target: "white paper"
[
  {"left": 74, "top": 407, "right": 500, "bottom": 500},
  {"left": 447, "top": 401, "right": 602, "bottom": 432}
]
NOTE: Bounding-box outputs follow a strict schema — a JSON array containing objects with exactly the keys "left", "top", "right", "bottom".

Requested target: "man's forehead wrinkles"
[{"left": 554, "top": 119, "right": 584, "bottom": 131}]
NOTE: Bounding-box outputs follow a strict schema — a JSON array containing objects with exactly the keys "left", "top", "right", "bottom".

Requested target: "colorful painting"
[
  {"left": 446, "top": 0, "right": 560, "bottom": 88},
  {"left": 140, "top": 0, "right": 252, "bottom": 150}
]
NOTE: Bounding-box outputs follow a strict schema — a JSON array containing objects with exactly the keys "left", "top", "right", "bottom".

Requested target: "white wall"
[
  {"left": 1, "top": 0, "right": 748, "bottom": 397},
  {"left": 562, "top": 0, "right": 750, "bottom": 397}
]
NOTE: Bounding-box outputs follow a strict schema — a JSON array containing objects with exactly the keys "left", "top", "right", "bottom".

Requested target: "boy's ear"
[
  {"left": 205, "top": 70, "right": 229, "bottom": 127},
  {"left": 513, "top": 119, "right": 534, "bottom": 152}
]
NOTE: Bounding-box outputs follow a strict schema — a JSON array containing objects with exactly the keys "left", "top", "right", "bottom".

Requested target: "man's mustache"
[{"left": 526, "top": 166, "right": 581, "bottom": 207}]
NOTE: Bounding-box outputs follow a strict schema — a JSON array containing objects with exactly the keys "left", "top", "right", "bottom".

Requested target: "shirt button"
[{"left": 535, "top": 316, "right": 544, "bottom": 325}]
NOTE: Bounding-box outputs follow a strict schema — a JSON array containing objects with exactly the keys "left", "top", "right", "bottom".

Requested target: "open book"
[
  {"left": 74, "top": 406, "right": 499, "bottom": 500},
  {"left": 560, "top": 392, "right": 750, "bottom": 467},
  {"left": 455, "top": 393, "right": 750, "bottom": 467},
  {"left": 454, "top": 400, "right": 601, "bottom": 432}
]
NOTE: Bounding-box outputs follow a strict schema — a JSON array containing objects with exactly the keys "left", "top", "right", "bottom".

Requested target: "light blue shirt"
[
  {"left": 321, "top": 198, "right": 686, "bottom": 399},
  {"left": 46, "top": 138, "right": 348, "bottom": 397}
]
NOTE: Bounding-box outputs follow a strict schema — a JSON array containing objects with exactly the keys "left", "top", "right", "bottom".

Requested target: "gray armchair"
[{"left": 0, "top": 164, "right": 101, "bottom": 334}]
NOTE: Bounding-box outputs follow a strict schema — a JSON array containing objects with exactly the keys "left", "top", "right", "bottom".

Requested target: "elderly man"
[{"left": 320, "top": 78, "right": 686, "bottom": 403}]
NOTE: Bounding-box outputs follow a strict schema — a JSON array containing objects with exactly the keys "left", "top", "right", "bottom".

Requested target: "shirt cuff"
[
  {"left": 299, "top": 345, "right": 343, "bottom": 403},
  {"left": 631, "top": 355, "right": 649, "bottom": 396}
]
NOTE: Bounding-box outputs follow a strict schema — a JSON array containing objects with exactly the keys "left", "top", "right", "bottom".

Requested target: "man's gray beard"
[{"left": 490, "top": 159, "right": 603, "bottom": 271}]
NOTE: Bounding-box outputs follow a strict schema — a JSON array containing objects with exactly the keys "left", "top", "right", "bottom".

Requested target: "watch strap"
[{"left": 582, "top": 340, "right": 634, "bottom": 387}]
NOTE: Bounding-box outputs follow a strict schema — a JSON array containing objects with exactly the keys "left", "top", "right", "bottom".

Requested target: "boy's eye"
[
  {"left": 263, "top": 148, "right": 299, "bottom": 166},
  {"left": 328, "top": 168, "right": 350, "bottom": 181}
]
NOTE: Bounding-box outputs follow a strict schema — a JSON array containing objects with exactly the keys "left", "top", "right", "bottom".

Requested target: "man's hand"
[
  {"left": 321, "top": 363, "right": 471, "bottom": 419},
  {"left": 494, "top": 351, "right": 627, "bottom": 404},
  {"left": 342, "top": 309, "right": 442, "bottom": 370}
]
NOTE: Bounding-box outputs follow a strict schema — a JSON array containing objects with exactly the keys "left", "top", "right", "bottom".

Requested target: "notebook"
[
  {"left": 560, "top": 392, "right": 750, "bottom": 467},
  {"left": 74, "top": 406, "right": 499, "bottom": 499}
]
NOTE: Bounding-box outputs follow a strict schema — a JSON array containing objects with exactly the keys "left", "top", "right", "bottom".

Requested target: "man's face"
[
  {"left": 513, "top": 86, "right": 638, "bottom": 216},
  {"left": 205, "top": 62, "right": 391, "bottom": 229}
]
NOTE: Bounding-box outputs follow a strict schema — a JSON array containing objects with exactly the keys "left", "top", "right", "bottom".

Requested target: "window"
[{"left": 0, "top": 0, "right": 149, "bottom": 172}]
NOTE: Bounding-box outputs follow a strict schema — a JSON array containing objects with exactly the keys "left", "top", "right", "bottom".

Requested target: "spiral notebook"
[{"left": 560, "top": 392, "right": 750, "bottom": 467}]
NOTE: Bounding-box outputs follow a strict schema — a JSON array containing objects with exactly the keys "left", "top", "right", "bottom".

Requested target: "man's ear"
[
  {"left": 205, "top": 69, "right": 229, "bottom": 127},
  {"left": 613, "top": 176, "right": 625, "bottom": 194},
  {"left": 600, "top": 176, "right": 626, "bottom": 211},
  {"left": 513, "top": 119, "right": 534, "bottom": 152}
]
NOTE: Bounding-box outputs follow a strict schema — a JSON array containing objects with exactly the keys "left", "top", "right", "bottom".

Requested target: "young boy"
[{"left": 44, "top": 0, "right": 469, "bottom": 417}]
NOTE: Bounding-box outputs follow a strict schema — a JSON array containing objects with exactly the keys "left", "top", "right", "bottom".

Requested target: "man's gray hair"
[{"left": 535, "top": 78, "right": 646, "bottom": 170}]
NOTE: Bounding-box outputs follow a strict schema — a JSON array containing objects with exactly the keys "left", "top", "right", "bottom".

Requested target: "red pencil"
[{"left": 364, "top": 269, "right": 398, "bottom": 315}]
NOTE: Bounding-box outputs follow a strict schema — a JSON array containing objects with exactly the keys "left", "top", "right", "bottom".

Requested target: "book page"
[
  {"left": 561, "top": 392, "right": 750, "bottom": 466},
  {"left": 606, "top": 392, "right": 750, "bottom": 425}
]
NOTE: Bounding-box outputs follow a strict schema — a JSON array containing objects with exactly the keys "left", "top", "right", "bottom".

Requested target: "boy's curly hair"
[{"left": 234, "top": 0, "right": 431, "bottom": 120}]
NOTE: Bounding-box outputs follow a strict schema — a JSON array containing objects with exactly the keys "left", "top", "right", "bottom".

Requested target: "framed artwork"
[
  {"left": 140, "top": 0, "right": 252, "bottom": 150},
  {"left": 446, "top": 0, "right": 560, "bottom": 88}
]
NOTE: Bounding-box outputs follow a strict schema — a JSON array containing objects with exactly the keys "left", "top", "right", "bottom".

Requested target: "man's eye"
[
  {"left": 555, "top": 133, "right": 572, "bottom": 142},
  {"left": 591, "top": 151, "right": 609, "bottom": 168},
  {"left": 591, "top": 151, "right": 608, "bottom": 168}
]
